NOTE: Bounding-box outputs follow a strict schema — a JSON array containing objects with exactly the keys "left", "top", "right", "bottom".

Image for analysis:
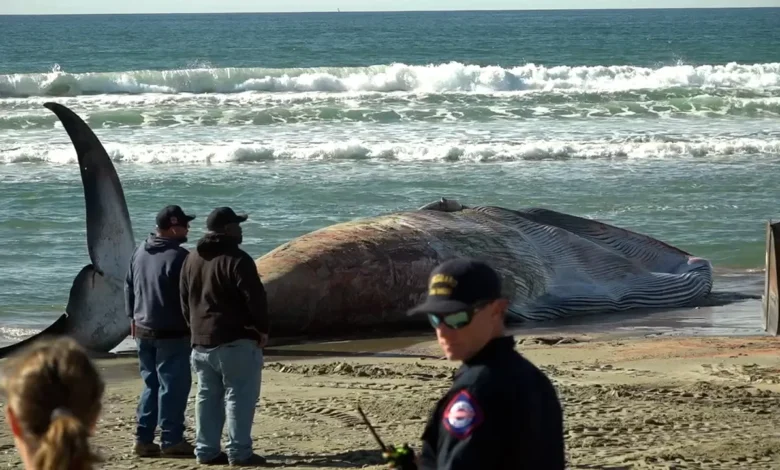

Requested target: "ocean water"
[{"left": 1, "top": 8, "right": 779, "bottom": 346}]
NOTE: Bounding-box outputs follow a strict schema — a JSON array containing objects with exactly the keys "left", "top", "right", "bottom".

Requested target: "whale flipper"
[{"left": 0, "top": 103, "right": 135, "bottom": 359}]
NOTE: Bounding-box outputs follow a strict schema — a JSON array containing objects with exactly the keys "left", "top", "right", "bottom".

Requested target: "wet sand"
[{"left": 2, "top": 320, "right": 779, "bottom": 469}]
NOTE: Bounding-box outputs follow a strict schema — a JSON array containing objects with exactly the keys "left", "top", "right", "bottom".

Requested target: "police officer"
[{"left": 384, "top": 257, "right": 566, "bottom": 469}]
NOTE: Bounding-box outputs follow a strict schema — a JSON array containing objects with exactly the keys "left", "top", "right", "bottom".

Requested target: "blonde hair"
[{"left": 0, "top": 337, "right": 105, "bottom": 470}]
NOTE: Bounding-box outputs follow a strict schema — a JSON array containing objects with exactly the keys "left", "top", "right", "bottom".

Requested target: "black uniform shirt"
[{"left": 418, "top": 335, "right": 565, "bottom": 469}]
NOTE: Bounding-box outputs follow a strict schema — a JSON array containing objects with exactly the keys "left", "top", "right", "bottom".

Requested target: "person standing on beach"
[
  {"left": 0, "top": 337, "right": 105, "bottom": 470},
  {"left": 179, "top": 206, "right": 270, "bottom": 466},
  {"left": 383, "top": 258, "right": 566, "bottom": 469},
  {"left": 125, "top": 205, "right": 197, "bottom": 458}
]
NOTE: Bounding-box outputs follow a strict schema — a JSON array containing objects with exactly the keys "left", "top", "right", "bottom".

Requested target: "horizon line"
[{"left": 1, "top": 6, "right": 778, "bottom": 16}]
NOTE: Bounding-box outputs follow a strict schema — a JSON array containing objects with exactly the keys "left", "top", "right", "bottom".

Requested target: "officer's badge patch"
[{"left": 442, "top": 390, "right": 483, "bottom": 439}]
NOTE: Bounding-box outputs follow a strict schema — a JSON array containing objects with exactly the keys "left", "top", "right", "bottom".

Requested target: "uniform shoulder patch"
[{"left": 442, "top": 389, "right": 483, "bottom": 439}]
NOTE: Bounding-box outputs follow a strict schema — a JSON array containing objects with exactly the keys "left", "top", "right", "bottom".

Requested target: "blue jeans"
[
  {"left": 135, "top": 337, "right": 193, "bottom": 448},
  {"left": 190, "top": 339, "right": 263, "bottom": 463}
]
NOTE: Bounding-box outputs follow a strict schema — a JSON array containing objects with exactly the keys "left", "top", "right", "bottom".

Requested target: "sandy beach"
[{"left": 2, "top": 324, "right": 779, "bottom": 470}]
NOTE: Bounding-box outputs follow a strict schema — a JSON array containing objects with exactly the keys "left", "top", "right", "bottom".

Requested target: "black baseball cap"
[
  {"left": 206, "top": 206, "right": 248, "bottom": 231},
  {"left": 408, "top": 258, "right": 503, "bottom": 316},
  {"left": 156, "top": 205, "right": 196, "bottom": 230}
]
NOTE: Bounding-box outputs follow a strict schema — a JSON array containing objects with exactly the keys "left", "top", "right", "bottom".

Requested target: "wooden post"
[{"left": 763, "top": 220, "right": 780, "bottom": 336}]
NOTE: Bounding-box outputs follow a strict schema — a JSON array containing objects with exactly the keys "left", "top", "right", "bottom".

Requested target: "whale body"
[{"left": 256, "top": 198, "right": 713, "bottom": 336}]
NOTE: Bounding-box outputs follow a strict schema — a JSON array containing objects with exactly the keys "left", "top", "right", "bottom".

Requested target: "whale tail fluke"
[
  {"left": 0, "top": 315, "right": 70, "bottom": 359},
  {"left": 0, "top": 103, "right": 135, "bottom": 359}
]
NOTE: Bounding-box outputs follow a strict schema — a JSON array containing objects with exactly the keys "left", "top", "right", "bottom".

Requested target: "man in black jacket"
[
  {"left": 125, "top": 205, "right": 196, "bottom": 458},
  {"left": 383, "top": 258, "right": 566, "bottom": 470},
  {"left": 179, "top": 206, "right": 270, "bottom": 466}
]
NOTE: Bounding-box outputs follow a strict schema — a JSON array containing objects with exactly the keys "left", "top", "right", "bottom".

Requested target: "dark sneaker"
[
  {"left": 230, "top": 453, "right": 267, "bottom": 466},
  {"left": 133, "top": 441, "right": 161, "bottom": 457},
  {"left": 161, "top": 440, "right": 195, "bottom": 457},
  {"left": 198, "top": 452, "right": 229, "bottom": 465}
]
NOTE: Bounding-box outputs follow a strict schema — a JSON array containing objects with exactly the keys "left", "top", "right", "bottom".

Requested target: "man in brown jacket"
[{"left": 179, "top": 206, "right": 269, "bottom": 466}]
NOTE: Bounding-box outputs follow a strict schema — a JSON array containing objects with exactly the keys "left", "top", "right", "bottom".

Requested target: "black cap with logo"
[
  {"left": 206, "top": 206, "right": 248, "bottom": 231},
  {"left": 407, "top": 258, "right": 503, "bottom": 316},
  {"left": 156, "top": 205, "right": 196, "bottom": 230}
]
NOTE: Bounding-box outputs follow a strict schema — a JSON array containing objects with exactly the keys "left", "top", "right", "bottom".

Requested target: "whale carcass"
[
  {"left": 0, "top": 103, "right": 716, "bottom": 357},
  {"left": 256, "top": 198, "right": 713, "bottom": 337}
]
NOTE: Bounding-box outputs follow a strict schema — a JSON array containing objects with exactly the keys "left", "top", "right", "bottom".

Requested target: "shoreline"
[
  {"left": 0, "top": 295, "right": 767, "bottom": 355},
  {"left": 105, "top": 296, "right": 777, "bottom": 357}
]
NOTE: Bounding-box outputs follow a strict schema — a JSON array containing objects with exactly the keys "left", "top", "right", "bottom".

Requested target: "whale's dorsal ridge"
[{"left": 417, "top": 198, "right": 464, "bottom": 212}]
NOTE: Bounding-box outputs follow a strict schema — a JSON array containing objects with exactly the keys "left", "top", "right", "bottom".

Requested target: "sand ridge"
[{"left": 0, "top": 334, "right": 779, "bottom": 469}]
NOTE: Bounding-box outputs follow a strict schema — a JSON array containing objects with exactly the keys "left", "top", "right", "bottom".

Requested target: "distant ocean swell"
[
  {"left": 2, "top": 61, "right": 779, "bottom": 97},
  {"left": 4, "top": 138, "right": 780, "bottom": 164}
]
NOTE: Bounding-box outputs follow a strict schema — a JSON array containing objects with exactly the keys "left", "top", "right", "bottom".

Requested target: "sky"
[{"left": 1, "top": 0, "right": 778, "bottom": 15}]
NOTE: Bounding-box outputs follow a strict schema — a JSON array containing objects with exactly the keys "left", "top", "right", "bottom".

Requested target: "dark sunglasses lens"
[
  {"left": 428, "top": 311, "right": 471, "bottom": 329},
  {"left": 445, "top": 311, "right": 471, "bottom": 328}
]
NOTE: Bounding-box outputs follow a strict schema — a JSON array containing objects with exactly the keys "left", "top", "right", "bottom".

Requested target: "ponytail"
[
  {"left": 0, "top": 338, "right": 105, "bottom": 470},
  {"left": 33, "top": 409, "right": 101, "bottom": 470}
]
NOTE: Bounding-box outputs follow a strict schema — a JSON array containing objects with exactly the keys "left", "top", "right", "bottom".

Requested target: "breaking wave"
[{"left": 2, "top": 61, "right": 780, "bottom": 97}]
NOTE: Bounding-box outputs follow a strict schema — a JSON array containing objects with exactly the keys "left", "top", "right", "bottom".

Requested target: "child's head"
[{"left": 1, "top": 336, "right": 105, "bottom": 470}]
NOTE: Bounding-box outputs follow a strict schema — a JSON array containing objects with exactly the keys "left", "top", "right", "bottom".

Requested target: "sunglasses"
[{"left": 426, "top": 300, "right": 494, "bottom": 330}]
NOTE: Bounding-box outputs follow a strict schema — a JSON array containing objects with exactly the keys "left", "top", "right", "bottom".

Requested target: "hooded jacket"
[
  {"left": 125, "top": 234, "right": 191, "bottom": 339},
  {"left": 179, "top": 232, "right": 269, "bottom": 347}
]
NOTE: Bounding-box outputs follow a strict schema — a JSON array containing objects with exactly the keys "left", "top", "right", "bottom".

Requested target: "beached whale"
[
  {"left": 0, "top": 103, "right": 717, "bottom": 357},
  {"left": 0, "top": 102, "right": 135, "bottom": 359},
  {"left": 256, "top": 198, "right": 714, "bottom": 336}
]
